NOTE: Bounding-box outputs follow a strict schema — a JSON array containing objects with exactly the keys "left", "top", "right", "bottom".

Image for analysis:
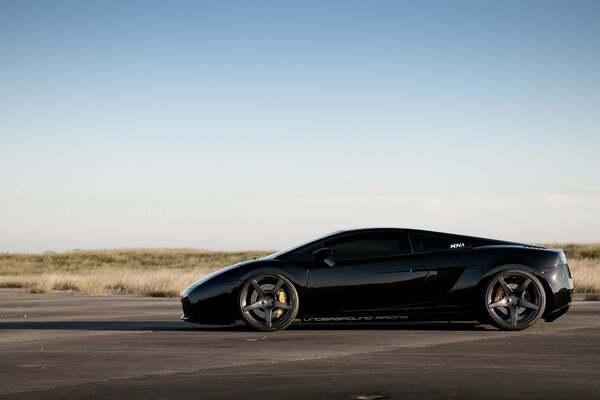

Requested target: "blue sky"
[{"left": 1, "top": 0, "right": 599, "bottom": 252}]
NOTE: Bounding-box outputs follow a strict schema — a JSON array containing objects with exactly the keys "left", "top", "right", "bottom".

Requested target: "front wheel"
[
  {"left": 482, "top": 269, "right": 546, "bottom": 331},
  {"left": 238, "top": 274, "right": 299, "bottom": 332}
]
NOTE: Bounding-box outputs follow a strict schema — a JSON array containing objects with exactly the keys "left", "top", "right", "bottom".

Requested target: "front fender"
[
  {"left": 181, "top": 259, "right": 308, "bottom": 325},
  {"left": 228, "top": 264, "right": 308, "bottom": 320}
]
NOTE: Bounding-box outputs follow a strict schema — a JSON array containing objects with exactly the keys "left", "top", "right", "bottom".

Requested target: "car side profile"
[{"left": 180, "top": 228, "right": 574, "bottom": 331}]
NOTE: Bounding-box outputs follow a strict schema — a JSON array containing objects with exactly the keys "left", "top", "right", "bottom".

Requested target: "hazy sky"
[{"left": 1, "top": 0, "right": 599, "bottom": 252}]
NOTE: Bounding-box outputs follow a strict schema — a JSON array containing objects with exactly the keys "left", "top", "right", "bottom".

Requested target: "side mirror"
[{"left": 312, "top": 247, "right": 335, "bottom": 267}]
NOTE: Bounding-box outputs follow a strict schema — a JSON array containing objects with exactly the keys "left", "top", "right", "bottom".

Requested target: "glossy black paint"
[
  {"left": 180, "top": 228, "right": 574, "bottom": 326},
  {"left": 306, "top": 253, "right": 430, "bottom": 315}
]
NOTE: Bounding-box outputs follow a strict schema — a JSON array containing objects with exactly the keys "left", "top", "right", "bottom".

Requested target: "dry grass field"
[
  {"left": 0, "top": 244, "right": 598, "bottom": 297},
  {"left": 0, "top": 249, "right": 270, "bottom": 297}
]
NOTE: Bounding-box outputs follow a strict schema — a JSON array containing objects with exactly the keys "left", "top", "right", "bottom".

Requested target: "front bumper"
[{"left": 180, "top": 293, "right": 236, "bottom": 325}]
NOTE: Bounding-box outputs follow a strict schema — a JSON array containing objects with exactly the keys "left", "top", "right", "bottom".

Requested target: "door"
[{"left": 306, "top": 232, "right": 429, "bottom": 316}]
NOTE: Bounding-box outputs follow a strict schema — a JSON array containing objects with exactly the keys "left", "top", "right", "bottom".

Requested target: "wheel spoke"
[
  {"left": 251, "top": 280, "right": 266, "bottom": 297},
  {"left": 509, "top": 305, "right": 518, "bottom": 326},
  {"left": 518, "top": 299, "right": 540, "bottom": 311},
  {"left": 264, "top": 308, "right": 272, "bottom": 328},
  {"left": 498, "top": 277, "right": 512, "bottom": 294},
  {"left": 515, "top": 278, "right": 532, "bottom": 296},
  {"left": 274, "top": 301, "right": 293, "bottom": 310},
  {"left": 489, "top": 299, "right": 507, "bottom": 309},
  {"left": 272, "top": 279, "right": 284, "bottom": 294},
  {"left": 242, "top": 301, "right": 263, "bottom": 312}
]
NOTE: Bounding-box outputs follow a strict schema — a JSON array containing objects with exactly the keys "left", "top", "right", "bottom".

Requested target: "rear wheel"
[
  {"left": 482, "top": 269, "right": 546, "bottom": 331},
  {"left": 238, "top": 274, "right": 299, "bottom": 332}
]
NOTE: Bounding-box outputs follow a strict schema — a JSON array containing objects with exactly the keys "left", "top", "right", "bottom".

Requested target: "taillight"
[{"left": 565, "top": 263, "right": 572, "bottom": 279}]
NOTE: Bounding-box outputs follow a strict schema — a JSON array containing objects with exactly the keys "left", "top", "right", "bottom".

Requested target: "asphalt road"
[{"left": 1, "top": 289, "right": 599, "bottom": 400}]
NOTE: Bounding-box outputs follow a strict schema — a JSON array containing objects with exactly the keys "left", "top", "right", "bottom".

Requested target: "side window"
[
  {"left": 283, "top": 241, "right": 323, "bottom": 263},
  {"left": 326, "top": 234, "right": 412, "bottom": 261},
  {"left": 411, "top": 233, "right": 470, "bottom": 253}
]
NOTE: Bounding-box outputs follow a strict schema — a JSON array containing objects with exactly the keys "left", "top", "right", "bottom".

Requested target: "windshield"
[{"left": 265, "top": 230, "right": 342, "bottom": 259}]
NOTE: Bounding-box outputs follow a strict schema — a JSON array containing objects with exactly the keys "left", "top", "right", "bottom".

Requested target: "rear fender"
[{"left": 474, "top": 264, "right": 542, "bottom": 318}]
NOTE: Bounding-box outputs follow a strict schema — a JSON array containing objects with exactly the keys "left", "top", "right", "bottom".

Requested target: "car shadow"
[
  {"left": 0, "top": 320, "right": 492, "bottom": 332},
  {"left": 290, "top": 321, "right": 492, "bottom": 331},
  {"left": 0, "top": 320, "right": 230, "bottom": 332}
]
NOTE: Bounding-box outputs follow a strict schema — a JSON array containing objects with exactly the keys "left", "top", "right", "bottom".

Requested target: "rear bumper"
[
  {"left": 538, "top": 263, "right": 574, "bottom": 322},
  {"left": 544, "top": 302, "right": 571, "bottom": 322}
]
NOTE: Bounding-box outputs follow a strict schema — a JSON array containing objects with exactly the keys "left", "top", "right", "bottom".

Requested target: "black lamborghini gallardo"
[{"left": 180, "top": 229, "right": 573, "bottom": 331}]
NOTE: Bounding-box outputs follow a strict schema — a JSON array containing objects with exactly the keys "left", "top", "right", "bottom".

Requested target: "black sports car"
[{"left": 180, "top": 228, "right": 573, "bottom": 331}]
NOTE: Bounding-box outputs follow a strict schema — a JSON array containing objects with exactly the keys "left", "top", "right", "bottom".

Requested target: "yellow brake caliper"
[
  {"left": 274, "top": 289, "right": 287, "bottom": 318},
  {"left": 495, "top": 287, "right": 504, "bottom": 304}
]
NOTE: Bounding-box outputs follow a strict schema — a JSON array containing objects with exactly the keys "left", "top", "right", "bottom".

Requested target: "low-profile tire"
[
  {"left": 482, "top": 269, "right": 546, "bottom": 331},
  {"left": 238, "top": 273, "right": 299, "bottom": 332}
]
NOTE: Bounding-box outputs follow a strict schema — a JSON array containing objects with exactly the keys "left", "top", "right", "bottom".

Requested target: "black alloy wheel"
[
  {"left": 483, "top": 269, "right": 546, "bottom": 331},
  {"left": 239, "top": 274, "right": 299, "bottom": 331}
]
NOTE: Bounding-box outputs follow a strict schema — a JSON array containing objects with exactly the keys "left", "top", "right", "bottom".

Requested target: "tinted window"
[
  {"left": 281, "top": 241, "right": 323, "bottom": 263},
  {"left": 326, "top": 234, "right": 412, "bottom": 261},
  {"left": 411, "top": 233, "right": 470, "bottom": 253},
  {"left": 267, "top": 230, "right": 341, "bottom": 260}
]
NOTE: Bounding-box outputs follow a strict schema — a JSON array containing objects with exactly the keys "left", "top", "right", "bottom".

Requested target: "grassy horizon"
[
  {"left": 0, "top": 249, "right": 271, "bottom": 297},
  {"left": 0, "top": 244, "right": 598, "bottom": 297}
]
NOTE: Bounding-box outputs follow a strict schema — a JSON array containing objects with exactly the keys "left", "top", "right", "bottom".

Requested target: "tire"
[
  {"left": 238, "top": 273, "right": 299, "bottom": 332},
  {"left": 482, "top": 269, "right": 546, "bottom": 331}
]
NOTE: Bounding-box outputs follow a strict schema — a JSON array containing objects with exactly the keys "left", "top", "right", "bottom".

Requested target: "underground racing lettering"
[{"left": 301, "top": 315, "right": 409, "bottom": 322}]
